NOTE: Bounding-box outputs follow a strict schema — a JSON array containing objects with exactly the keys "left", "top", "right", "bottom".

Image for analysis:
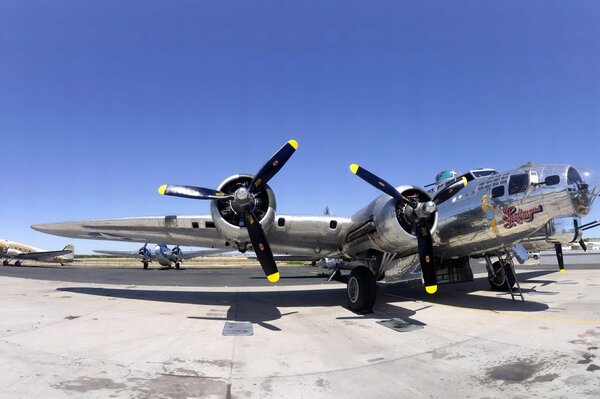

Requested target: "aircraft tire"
[
  {"left": 2, "top": 260, "right": 8, "bottom": 266},
  {"left": 143, "top": 262, "right": 149, "bottom": 269},
  {"left": 175, "top": 262, "right": 180, "bottom": 270},
  {"left": 15, "top": 261, "right": 21, "bottom": 267},
  {"left": 488, "top": 261, "right": 516, "bottom": 291},
  {"left": 347, "top": 266, "right": 376, "bottom": 313}
]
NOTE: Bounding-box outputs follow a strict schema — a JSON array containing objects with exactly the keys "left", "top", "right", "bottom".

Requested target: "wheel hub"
[{"left": 348, "top": 276, "right": 360, "bottom": 303}]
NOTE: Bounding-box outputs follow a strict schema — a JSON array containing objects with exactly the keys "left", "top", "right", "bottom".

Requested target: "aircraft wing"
[
  {"left": 32, "top": 214, "right": 352, "bottom": 258},
  {"left": 246, "top": 253, "right": 322, "bottom": 262},
  {"left": 16, "top": 249, "right": 72, "bottom": 261},
  {"left": 93, "top": 250, "right": 144, "bottom": 257},
  {"left": 32, "top": 216, "right": 227, "bottom": 248},
  {"left": 181, "top": 248, "right": 232, "bottom": 260}
]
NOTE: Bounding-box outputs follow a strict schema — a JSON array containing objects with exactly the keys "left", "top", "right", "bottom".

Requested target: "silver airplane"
[
  {"left": 1, "top": 240, "right": 74, "bottom": 266},
  {"left": 94, "top": 243, "right": 228, "bottom": 269},
  {"left": 32, "top": 140, "right": 599, "bottom": 312}
]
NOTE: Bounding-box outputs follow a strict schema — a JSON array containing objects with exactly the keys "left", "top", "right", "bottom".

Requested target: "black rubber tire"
[
  {"left": 488, "top": 261, "right": 516, "bottom": 291},
  {"left": 143, "top": 262, "right": 149, "bottom": 269},
  {"left": 533, "top": 255, "right": 539, "bottom": 260},
  {"left": 347, "top": 267, "right": 376, "bottom": 313},
  {"left": 2, "top": 260, "right": 8, "bottom": 266},
  {"left": 15, "top": 261, "right": 21, "bottom": 267},
  {"left": 175, "top": 262, "right": 180, "bottom": 270}
]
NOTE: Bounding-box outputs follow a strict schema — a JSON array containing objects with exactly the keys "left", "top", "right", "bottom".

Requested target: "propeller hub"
[
  {"left": 423, "top": 201, "right": 437, "bottom": 215},
  {"left": 234, "top": 187, "right": 251, "bottom": 202}
]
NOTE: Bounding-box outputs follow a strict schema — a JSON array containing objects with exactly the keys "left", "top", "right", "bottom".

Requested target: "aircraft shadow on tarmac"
[{"left": 56, "top": 270, "right": 556, "bottom": 331}]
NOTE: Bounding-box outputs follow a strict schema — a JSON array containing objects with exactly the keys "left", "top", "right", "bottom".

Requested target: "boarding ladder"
[{"left": 504, "top": 254, "right": 524, "bottom": 302}]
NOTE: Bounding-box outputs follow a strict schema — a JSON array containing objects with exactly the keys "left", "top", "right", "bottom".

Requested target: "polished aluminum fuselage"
[{"left": 434, "top": 164, "right": 583, "bottom": 257}]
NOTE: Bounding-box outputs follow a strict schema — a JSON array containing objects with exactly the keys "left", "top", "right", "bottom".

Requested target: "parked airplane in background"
[
  {"left": 33, "top": 140, "right": 600, "bottom": 312},
  {"left": 0, "top": 240, "right": 74, "bottom": 266},
  {"left": 94, "top": 244, "right": 228, "bottom": 269}
]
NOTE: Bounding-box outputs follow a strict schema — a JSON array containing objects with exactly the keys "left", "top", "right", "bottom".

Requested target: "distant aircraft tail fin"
[{"left": 63, "top": 244, "right": 75, "bottom": 260}]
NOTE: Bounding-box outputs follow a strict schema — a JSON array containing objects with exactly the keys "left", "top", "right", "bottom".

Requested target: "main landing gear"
[
  {"left": 346, "top": 266, "right": 376, "bottom": 313},
  {"left": 142, "top": 261, "right": 149, "bottom": 269},
  {"left": 15, "top": 261, "right": 21, "bottom": 266},
  {"left": 487, "top": 260, "right": 516, "bottom": 291},
  {"left": 175, "top": 262, "right": 181, "bottom": 270},
  {"left": 484, "top": 254, "right": 524, "bottom": 301},
  {"left": 2, "top": 260, "right": 8, "bottom": 266}
]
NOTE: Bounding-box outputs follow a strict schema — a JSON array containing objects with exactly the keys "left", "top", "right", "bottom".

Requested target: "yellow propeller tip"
[
  {"left": 288, "top": 139, "right": 298, "bottom": 150},
  {"left": 559, "top": 269, "right": 565, "bottom": 273},
  {"left": 158, "top": 185, "right": 167, "bottom": 195},
  {"left": 350, "top": 163, "right": 359, "bottom": 174},
  {"left": 425, "top": 285, "right": 438, "bottom": 294},
  {"left": 461, "top": 176, "right": 468, "bottom": 186},
  {"left": 267, "top": 272, "right": 280, "bottom": 283}
]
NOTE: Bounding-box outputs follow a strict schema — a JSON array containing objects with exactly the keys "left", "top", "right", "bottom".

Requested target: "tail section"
[{"left": 62, "top": 244, "right": 75, "bottom": 260}]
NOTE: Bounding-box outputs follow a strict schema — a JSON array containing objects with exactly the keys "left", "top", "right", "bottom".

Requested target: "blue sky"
[{"left": 1, "top": 1, "right": 600, "bottom": 254}]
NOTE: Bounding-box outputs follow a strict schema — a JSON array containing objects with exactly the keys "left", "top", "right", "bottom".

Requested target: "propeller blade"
[
  {"left": 416, "top": 220, "right": 437, "bottom": 293},
  {"left": 244, "top": 208, "right": 279, "bottom": 283},
  {"left": 249, "top": 140, "right": 298, "bottom": 192},
  {"left": 158, "top": 185, "right": 232, "bottom": 200},
  {"left": 579, "top": 239, "right": 588, "bottom": 252},
  {"left": 555, "top": 243, "right": 565, "bottom": 273},
  {"left": 433, "top": 177, "right": 468, "bottom": 205},
  {"left": 349, "top": 164, "right": 416, "bottom": 208},
  {"left": 579, "top": 219, "right": 600, "bottom": 231}
]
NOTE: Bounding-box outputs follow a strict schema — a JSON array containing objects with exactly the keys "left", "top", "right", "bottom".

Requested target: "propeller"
[
  {"left": 171, "top": 245, "right": 182, "bottom": 260},
  {"left": 138, "top": 243, "right": 150, "bottom": 258},
  {"left": 554, "top": 243, "right": 565, "bottom": 273},
  {"left": 158, "top": 140, "right": 299, "bottom": 283},
  {"left": 349, "top": 163, "right": 438, "bottom": 294}
]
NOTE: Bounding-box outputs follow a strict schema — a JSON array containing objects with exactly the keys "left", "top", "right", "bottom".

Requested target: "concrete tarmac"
[{"left": 0, "top": 254, "right": 599, "bottom": 398}]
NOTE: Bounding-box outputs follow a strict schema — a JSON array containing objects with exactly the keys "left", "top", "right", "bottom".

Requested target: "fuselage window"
[
  {"left": 491, "top": 186, "right": 505, "bottom": 198},
  {"left": 278, "top": 218, "right": 286, "bottom": 227},
  {"left": 329, "top": 220, "right": 338, "bottom": 229},
  {"left": 509, "top": 173, "right": 530, "bottom": 195},
  {"left": 192, "top": 222, "right": 199, "bottom": 229}
]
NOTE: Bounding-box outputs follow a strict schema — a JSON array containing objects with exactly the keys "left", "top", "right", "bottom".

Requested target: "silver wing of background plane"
[
  {"left": 93, "top": 249, "right": 145, "bottom": 257},
  {"left": 181, "top": 248, "right": 231, "bottom": 259},
  {"left": 32, "top": 214, "right": 352, "bottom": 258},
  {"left": 16, "top": 249, "right": 72, "bottom": 261}
]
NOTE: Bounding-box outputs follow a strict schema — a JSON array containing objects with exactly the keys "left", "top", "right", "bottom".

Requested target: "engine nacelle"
[
  {"left": 209, "top": 174, "right": 277, "bottom": 248},
  {"left": 342, "top": 185, "right": 437, "bottom": 256}
]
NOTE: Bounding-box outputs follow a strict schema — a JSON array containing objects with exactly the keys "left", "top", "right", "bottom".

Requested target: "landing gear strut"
[
  {"left": 346, "top": 266, "right": 376, "bottom": 313},
  {"left": 143, "top": 261, "right": 149, "bottom": 269},
  {"left": 175, "top": 262, "right": 180, "bottom": 270}
]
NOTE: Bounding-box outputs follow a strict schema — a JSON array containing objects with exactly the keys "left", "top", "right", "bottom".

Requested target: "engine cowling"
[
  {"left": 342, "top": 185, "right": 438, "bottom": 256},
  {"left": 209, "top": 174, "right": 277, "bottom": 247}
]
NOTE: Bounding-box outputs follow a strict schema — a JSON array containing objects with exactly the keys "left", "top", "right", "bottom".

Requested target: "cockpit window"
[
  {"left": 567, "top": 167, "right": 583, "bottom": 185},
  {"left": 509, "top": 173, "right": 529, "bottom": 195},
  {"left": 472, "top": 170, "right": 499, "bottom": 178}
]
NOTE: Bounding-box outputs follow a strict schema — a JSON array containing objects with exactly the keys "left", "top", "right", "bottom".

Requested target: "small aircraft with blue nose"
[
  {"left": 94, "top": 243, "right": 228, "bottom": 269},
  {"left": 33, "top": 140, "right": 600, "bottom": 312}
]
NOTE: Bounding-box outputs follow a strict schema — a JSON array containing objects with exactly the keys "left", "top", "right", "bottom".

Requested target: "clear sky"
[{"left": 1, "top": 1, "right": 600, "bottom": 254}]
